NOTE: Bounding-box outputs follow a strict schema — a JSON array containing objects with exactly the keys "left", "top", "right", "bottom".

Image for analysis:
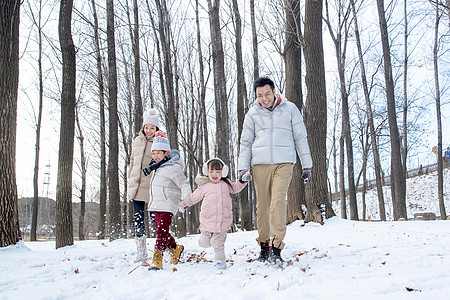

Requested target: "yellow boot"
[
  {"left": 149, "top": 248, "right": 163, "bottom": 270},
  {"left": 168, "top": 244, "right": 184, "bottom": 264}
]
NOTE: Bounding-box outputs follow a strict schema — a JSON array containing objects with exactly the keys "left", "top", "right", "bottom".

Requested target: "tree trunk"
[
  {"left": 90, "top": 0, "right": 107, "bottom": 239},
  {"left": 31, "top": 0, "right": 44, "bottom": 242},
  {"left": 376, "top": 0, "right": 406, "bottom": 220},
  {"left": 350, "top": 0, "right": 386, "bottom": 220},
  {"left": 133, "top": 0, "right": 143, "bottom": 136},
  {"left": 402, "top": 0, "right": 408, "bottom": 178},
  {"left": 304, "top": 0, "right": 327, "bottom": 224},
  {"left": 107, "top": 0, "right": 121, "bottom": 241},
  {"left": 324, "top": 0, "right": 357, "bottom": 220},
  {"left": 195, "top": 0, "right": 209, "bottom": 161},
  {"left": 154, "top": 0, "right": 179, "bottom": 150},
  {"left": 250, "top": 0, "right": 259, "bottom": 81},
  {"left": 232, "top": 0, "right": 251, "bottom": 230},
  {"left": 0, "top": 0, "right": 21, "bottom": 247},
  {"left": 56, "top": 0, "right": 75, "bottom": 248},
  {"left": 339, "top": 135, "right": 347, "bottom": 219},
  {"left": 207, "top": 0, "right": 230, "bottom": 164},
  {"left": 285, "top": 0, "right": 307, "bottom": 224},
  {"left": 432, "top": 1, "right": 446, "bottom": 220},
  {"left": 75, "top": 107, "right": 86, "bottom": 240}
]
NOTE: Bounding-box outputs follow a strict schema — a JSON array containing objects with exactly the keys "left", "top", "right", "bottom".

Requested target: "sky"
[{"left": 2, "top": 165, "right": 449, "bottom": 299}]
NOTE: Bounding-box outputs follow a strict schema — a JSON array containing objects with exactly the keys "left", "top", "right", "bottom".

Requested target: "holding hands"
[{"left": 238, "top": 169, "right": 252, "bottom": 183}]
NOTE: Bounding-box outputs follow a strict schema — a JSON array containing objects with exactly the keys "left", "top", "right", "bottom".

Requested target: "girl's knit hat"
[
  {"left": 151, "top": 131, "right": 171, "bottom": 152},
  {"left": 142, "top": 108, "right": 160, "bottom": 128}
]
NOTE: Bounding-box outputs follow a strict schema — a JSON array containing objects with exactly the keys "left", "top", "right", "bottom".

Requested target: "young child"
[
  {"left": 179, "top": 158, "right": 251, "bottom": 269},
  {"left": 143, "top": 131, "right": 191, "bottom": 270},
  {"left": 127, "top": 108, "right": 160, "bottom": 263}
]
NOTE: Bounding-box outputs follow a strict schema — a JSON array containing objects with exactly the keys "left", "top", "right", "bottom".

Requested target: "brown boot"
[
  {"left": 149, "top": 248, "right": 163, "bottom": 270},
  {"left": 168, "top": 244, "right": 184, "bottom": 264}
]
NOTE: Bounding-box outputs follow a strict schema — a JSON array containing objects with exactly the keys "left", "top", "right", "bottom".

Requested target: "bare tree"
[
  {"left": 324, "top": 0, "right": 358, "bottom": 220},
  {"left": 27, "top": 0, "right": 45, "bottom": 242},
  {"left": 285, "top": 0, "right": 308, "bottom": 223},
  {"left": 132, "top": 0, "right": 143, "bottom": 136},
  {"left": 90, "top": 0, "right": 107, "bottom": 239},
  {"left": 153, "top": 0, "right": 179, "bottom": 150},
  {"left": 56, "top": 0, "right": 75, "bottom": 248},
  {"left": 195, "top": 0, "right": 210, "bottom": 161},
  {"left": 250, "top": 0, "right": 260, "bottom": 80},
  {"left": 350, "top": 0, "right": 386, "bottom": 220},
  {"left": 304, "top": 0, "right": 328, "bottom": 223},
  {"left": 206, "top": 0, "right": 230, "bottom": 164},
  {"left": 0, "top": 0, "right": 21, "bottom": 247},
  {"left": 232, "top": 0, "right": 252, "bottom": 230},
  {"left": 431, "top": 0, "right": 447, "bottom": 220},
  {"left": 376, "top": 0, "right": 406, "bottom": 220},
  {"left": 75, "top": 106, "right": 86, "bottom": 240},
  {"left": 107, "top": 0, "right": 121, "bottom": 241},
  {"left": 402, "top": 0, "right": 408, "bottom": 177}
]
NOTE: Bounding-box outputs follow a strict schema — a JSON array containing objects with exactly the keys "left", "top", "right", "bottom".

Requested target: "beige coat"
[{"left": 127, "top": 131, "right": 153, "bottom": 202}]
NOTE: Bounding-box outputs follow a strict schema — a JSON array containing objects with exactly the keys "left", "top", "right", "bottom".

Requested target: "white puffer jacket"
[
  {"left": 147, "top": 150, "right": 192, "bottom": 215},
  {"left": 127, "top": 131, "right": 153, "bottom": 202},
  {"left": 237, "top": 94, "right": 312, "bottom": 171}
]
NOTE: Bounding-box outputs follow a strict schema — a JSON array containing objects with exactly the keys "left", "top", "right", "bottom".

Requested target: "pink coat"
[{"left": 180, "top": 176, "right": 247, "bottom": 233}]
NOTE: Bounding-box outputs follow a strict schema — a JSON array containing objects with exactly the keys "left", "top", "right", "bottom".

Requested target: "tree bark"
[
  {"left": 432, "top": 1, "right": 446, "bottom": 220},
  {"left": 0, "top": 0, "right": 21, "bottom": 247},
  {"left": 376, "top": 0, "right": 406, "bottom": 220},
  {"left": 304, "top": 0, "right": 328, "bottom": 224},
  {"left": 232, "top": 0, "right": 252, "bottom": 230},
  {"left": 250, "top": 0, "right": 259, "bottom": 81},
  {"left": 133, "top": 0, "right": 143, "bottom": 136},
  {"left": 207, "top": 0, "right": 230, "bottom": 164},
  {"left": 90, "top": 0, "right": 107, "bottom": 239},
  {"left": 75, "top": 107, "right": 86, "bottom": 240},
  {"left": 350, "top": 0, "right": 386, "bottom": 220},
  {"left": 30, "top": 0, "right": 44, "bottom": 242},
  {"left": 56, "top": 0, "right": 75, "bottom": 248},
  {"left": 285, "top": 0, "right": 307, "bottom": 224},
  {"left": 154, "top": 0, "right": 179, "bottom": 150},
  {"left": 324, "top": 0, "right": 357, "bottom": 220},
  {"left": 402, "top": 0, "right": 408, "bottom": 178},
  {"left": 107, "top": 0, "right": 121, "bottom": 240}
]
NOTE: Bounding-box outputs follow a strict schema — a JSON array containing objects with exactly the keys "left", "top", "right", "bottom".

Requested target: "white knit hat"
[
  {"left": 151, "top": 131, "right": 171, "bottom": 152},
  {"left": 142, "top": 108, "right": 160, "bottom": 128}
]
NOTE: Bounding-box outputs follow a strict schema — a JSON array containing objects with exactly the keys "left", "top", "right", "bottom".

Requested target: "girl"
[
  {"left": 179, "top": 158, "right": 251, "bottom": 269},
  {"left": 145, "top": 131, "right": 191, "bottom": 270},
  {"left": 127, "top": 108, "right": 160, "bottom": 263}
]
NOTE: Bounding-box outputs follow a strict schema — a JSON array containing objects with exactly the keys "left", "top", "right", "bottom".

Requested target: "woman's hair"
[{"left": 207, "top": 159, "right": 232, "bottom": 187}]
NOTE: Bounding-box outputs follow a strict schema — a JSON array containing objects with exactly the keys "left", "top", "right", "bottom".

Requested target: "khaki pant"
[
  {"left": 199, "top": 231, "right": 228, "bottom": 261},
  {"left": 253, "top": 163, "right": 294, "bottom": 250}
]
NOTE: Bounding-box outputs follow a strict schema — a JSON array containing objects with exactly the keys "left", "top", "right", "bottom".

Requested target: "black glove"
[
  {"left": 142, "top": 156, "right": 170, "bottom": 176},
  {"left": 302, "top": 168, "right": 311, "bottom": 183},
  {"left": 142, "top": 162, "right": 157, "bottom": 176}
]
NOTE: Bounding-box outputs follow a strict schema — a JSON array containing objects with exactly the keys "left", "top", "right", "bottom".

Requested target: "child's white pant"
[{"left": 198, "top": 230, "right": 227, "bottom": 261}]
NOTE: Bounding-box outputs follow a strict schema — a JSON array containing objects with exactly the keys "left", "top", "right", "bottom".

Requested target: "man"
[{"left": 238, "top": 76, "right": 312, "bottom": 266}]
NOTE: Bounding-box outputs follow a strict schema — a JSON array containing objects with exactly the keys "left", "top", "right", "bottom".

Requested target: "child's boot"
[
  {"left": 149, "top": 247, "right": 163, "bottom": 270},
  {"left": 134, "top": 235, "right": 148, "bottom": 263},
  {"left": 168, "top": 243, "right": 184, "bottom": 264}
]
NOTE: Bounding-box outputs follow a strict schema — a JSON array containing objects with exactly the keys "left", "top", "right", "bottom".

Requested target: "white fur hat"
[
  {"left": 151, "top": 131, "right": 171, "bottom": 152},
  {"left": 142, "top": 108, "right": 160, "bottom": 128}
]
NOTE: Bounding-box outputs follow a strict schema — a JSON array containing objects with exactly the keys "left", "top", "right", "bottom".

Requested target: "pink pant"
[{"left": 153, "top": 211, "right": 176, "bottom": 252}]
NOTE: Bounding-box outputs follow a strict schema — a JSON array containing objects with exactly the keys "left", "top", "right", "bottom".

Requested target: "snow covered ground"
[{"left": 1, "top": 169, "right": 449, "bottom": 299}]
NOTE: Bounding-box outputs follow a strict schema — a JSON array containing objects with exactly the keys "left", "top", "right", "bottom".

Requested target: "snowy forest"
[{"left": 1, "top": 0, "right": 449, "bottom": 249}]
